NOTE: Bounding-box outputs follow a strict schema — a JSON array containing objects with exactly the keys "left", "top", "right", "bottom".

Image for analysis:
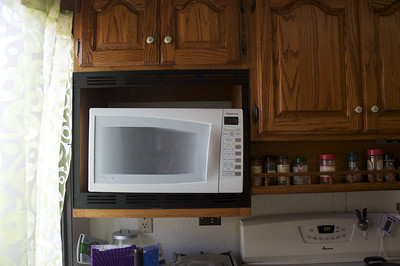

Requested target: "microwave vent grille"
[
  {"left": 165, "top": 194, "right": 197, "bottom": 203},
  {"left": 208, "top": 194, "right": 237, "bottom": 202},
  {"left": 74, "top": 192, "right": 250, "bottom": 209},
  {"left": 125, "top": 74, "right": 157, "bottom": 86},
  {"left": 125, "top": 194, "right": 158, "bottom": 205},
  {"left": 163, "top": 74, "right": 197, "bottom": 84},
  {"left": 85, "top": 76, "right": 118, "bottom": 86},
  {"left": 73, "top": 70, "right": 250, "bottom": 89},
  {"left": 86, "top": 194, "right": 117, "bottom": 204}
]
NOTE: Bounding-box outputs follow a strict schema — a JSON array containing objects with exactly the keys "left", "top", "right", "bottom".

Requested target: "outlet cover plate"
[
  {"left": 138, "top": 218, "right": 153, "bottom": 233},
  {"left": 199, "top": 217, "right": 221, "bottom": 226}
]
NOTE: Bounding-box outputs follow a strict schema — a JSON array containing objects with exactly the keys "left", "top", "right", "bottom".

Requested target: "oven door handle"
[{"left": 364, "top": 256, "right": 388, "bottom": 265}]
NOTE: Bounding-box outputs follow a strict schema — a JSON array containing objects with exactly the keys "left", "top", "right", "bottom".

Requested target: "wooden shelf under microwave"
[
  {"left": 251, "top": 170, "right": 400, "bottom": 194},
  {"left": 72, "top": 207, "right": 252, "bottom": 218}
]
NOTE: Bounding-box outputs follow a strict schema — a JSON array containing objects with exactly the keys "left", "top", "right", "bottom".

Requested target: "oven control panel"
[{"left": 299, "top": 224, "right": 354, "bottom": 243}]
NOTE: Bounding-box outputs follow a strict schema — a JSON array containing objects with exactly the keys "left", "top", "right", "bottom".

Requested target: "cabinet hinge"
[
  {"left": 241, "top": 35, "right": 247, "bottom": 55},
  {"left": 252, "top": 104, "right": 259, "bottom": 123},
  {"left": 76, "top": 0, "right": 81, "bottom": 16},
  {"left": 75, "top": 39, "right": 80, "bottom": 58},
  {"left": 250, "top": 0, "right": 255, "bottom": 13}
]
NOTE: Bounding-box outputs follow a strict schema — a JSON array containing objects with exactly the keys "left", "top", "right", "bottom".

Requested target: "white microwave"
[{"left": 88, "top": 108, "right": 244, "bottom": 193}]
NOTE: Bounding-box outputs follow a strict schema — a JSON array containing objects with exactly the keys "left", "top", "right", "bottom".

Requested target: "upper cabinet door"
[
  {"left": 79, "top": 0, "right": 159, "bottom": 67},
  {"left": 360, "top": 0, "right": 400, "bottom": 133},
  {"left": 160, "top": 0, "right": 241, "bottom": 65},
  {"left": 254, "top": 0, "right": 362, "bottom": 136}
]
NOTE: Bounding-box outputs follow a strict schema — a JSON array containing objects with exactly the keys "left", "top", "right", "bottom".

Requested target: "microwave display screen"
[{"left": 224, "top": 117, "right": 239, "bottom": 125}]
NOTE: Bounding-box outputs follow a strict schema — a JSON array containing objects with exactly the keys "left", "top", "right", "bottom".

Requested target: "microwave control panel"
[{"left": 219, "top": 109, "right": 243, "bottom": 192}]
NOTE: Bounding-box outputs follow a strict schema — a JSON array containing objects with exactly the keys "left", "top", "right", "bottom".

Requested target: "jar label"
[
  {"left": 251, "top": 165, "right": 262, "bottom": 174},
  {"left": 320, "top": 165, "right": 335, "bottom": 172},
  {"left": 277, "top": 165, "right": 289, "bottom": 172}
]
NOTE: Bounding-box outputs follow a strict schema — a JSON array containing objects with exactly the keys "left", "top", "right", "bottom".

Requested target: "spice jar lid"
[
  {"left": 293, "top": 157, "right": 307, "bottom": 163},
  {"left": 112, "top": 229, "right": 137, "bottom": 240},
  {"left": 384, "top": 154, "right": 394, "bottom": 160},
  {"left": 264, "top": 155, "right": 276, "bottom": 161},
  {"left": 347, "top": 152, "right": 359, "bottom": 162},
  {"left": 367, "top": 149, "right": 383, "bottom": 156},
  {"left": 320, "top": 154, "right": 335, "bottom": 160}
]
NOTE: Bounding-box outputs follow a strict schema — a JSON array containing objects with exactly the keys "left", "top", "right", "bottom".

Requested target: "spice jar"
[
  {"left": 277, "top": 156, "right": 289, "bottom": 185},
  {"left": 292, "top": 157, "right": 308, "bottom": 185},
  {"left": 320, "top": 154, "right": 335, "bottom": 184},
  {"left": 346, "top": 152, "right": 361, "bottom": 183},
  {"left": 367, "top": 149, "right": 383, "bottom": 182},
  {"left": 112, "top": 229, "right": 139, "bottom": 247},
  {"left": 263, "top": 155, "right": 277, "bottom": 185},
  {"left": 383, "top": 154, "right": 395, "bottom": 182},
  {"left": 250, "top": 158, "right": 263, "bottom": 186}
]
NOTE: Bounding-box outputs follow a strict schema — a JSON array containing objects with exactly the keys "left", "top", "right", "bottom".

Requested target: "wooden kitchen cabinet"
[
  {"left": 75, "top": 0, "right": 241, "bottom": 69},
  {"left": 359, "top": 0, "right": 400, "bottom": 133},
  {"left": 250, "top": 0, "right": 400, "bottom": 141}
]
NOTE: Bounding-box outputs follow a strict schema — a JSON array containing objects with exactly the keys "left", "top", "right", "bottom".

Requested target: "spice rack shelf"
[{"left": 251, "top": 170, "right": 400, "bottom": 194}]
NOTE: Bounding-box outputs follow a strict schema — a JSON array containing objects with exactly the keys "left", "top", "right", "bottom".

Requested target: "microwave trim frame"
[{"left": 72, "top": 69, "right": 251, "bottom": 210}]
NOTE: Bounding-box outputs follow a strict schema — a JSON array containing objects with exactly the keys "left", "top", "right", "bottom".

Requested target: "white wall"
[{"left": 73, "top": 191, "right": 400, "bottom": 264}]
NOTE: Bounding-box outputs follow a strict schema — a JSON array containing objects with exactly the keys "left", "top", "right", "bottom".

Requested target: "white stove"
[{"left": 240, "top": 212, "right": 400, "bottom": 265}]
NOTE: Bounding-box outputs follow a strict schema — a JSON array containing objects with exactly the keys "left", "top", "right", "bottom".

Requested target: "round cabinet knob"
[
  {"left": 146, "top": 36, "right": 155, "bottom": 44},
  {"left": 354, "top": 106, "right": 363, "bottom": 114},
  {"left": 370, "top": 105, "right": 379, "bottom": 113},
  {"left": 164, "top": 36, "right": 172, "bottom": 44}
]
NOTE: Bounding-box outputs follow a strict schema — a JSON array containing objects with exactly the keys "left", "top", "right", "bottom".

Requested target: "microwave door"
[{"left": 89, "top": 113, "right": 222, "bottom": 193}]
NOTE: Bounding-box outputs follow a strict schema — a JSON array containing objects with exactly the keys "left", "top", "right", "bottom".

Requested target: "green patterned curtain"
[{"left": 0, "top": 0, "right": 73, "bottom": 264}]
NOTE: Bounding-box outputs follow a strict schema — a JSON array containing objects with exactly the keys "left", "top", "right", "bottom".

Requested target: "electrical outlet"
[
  {"left": 379, "top": 212, "right": 400, "bottom": 237},
  {"left": 138, "top": 218, "right": 153, "bottom": 233},
  {"left": 199, "top": 217, "right": 221, "bottom": 226}
]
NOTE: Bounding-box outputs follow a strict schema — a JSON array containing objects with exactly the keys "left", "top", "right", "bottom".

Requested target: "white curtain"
[{"left": 0, "top": 0, "right": 73, "bottom": 264}]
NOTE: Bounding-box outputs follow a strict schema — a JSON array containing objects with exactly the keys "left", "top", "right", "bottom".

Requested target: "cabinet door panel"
[
  {"left": 161, "top": 0, "right": 241, "bottom": 65},
  {"left": 80, "top": 0, "right": 158, "bottom": 67},
  {"left": 255, "top": 0, "right": 362, "bottom": 135},
  {"left": 361, "top": 0, "right": 400, "bottom": 132}
]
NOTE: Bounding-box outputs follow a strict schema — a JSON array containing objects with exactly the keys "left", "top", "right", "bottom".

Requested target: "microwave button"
[
  {"left": 235, "top": 151, "right": 241, "bottom": 156},
  {"left": 223, "top": 171, "right": 235, "bottom": 176},
  {"left": 224, "top": 151, "right": 234, "bottom": 157},
  {"left": 235, "top": 165, "right": 241, "bottom": 170},
  {"left": 225, "top": 164, "right": 235, "bottom": 170},
  {"left": 224, "top": 137, "right": 234, "bottom": 143},
  {"left": 235, "top": 172, "right": 241, "bottom": 176},
  {"left": 235, "top": 158, "right": 241, "bottom": 163},
  {"left": 223, "top": 130, "right": 235, "bottom": 137}
]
